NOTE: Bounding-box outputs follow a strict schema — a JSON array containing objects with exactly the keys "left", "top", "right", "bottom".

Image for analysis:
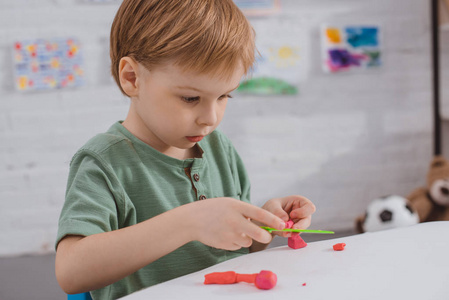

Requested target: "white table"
[{"left": 122, "top": 221, "right": 449, "bottom": 299}]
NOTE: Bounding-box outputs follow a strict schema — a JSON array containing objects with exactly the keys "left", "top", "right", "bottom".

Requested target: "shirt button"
[
  {"left": 199, "top": 195, "right": 207, "bottom": 200},
  {"left": 193, "top": 174, "right": 200, "bottom": 182}
]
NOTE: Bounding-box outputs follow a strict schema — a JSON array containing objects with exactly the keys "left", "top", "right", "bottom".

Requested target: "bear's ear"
[
  {"left": 430, "top": 156, "right": 448, "bottom": 169},
  {"left": 431, "top": 160, "right": 445, "bottom": 168}
]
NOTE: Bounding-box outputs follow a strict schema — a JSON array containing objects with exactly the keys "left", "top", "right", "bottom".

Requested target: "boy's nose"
[{"left": 197, "top": 103, "right": 218, "bottom": 126}]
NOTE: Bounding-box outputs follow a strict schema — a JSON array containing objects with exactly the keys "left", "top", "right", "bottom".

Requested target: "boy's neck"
[
  {"left": 121, "top": 119, "right": 203, "bottom": 160},
  {"left": 188, "top": 144, "right": 203, "bottom": 159}
]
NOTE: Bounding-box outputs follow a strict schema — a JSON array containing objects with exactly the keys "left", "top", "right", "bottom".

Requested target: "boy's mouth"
[{"left": 186, "top": 136, "right": 204, "bottom": 142}]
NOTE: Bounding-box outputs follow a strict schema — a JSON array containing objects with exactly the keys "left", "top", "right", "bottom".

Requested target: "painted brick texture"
[{"left": 0, "top": 0, "right": 442, "bottom": 256}]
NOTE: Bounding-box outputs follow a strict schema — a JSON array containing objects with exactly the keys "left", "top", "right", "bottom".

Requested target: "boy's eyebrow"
[{"left": 175, "top": 84, "right": 240, "bottom": 93}]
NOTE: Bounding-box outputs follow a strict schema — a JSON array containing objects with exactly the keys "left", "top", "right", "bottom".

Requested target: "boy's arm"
[
  {"left": 55, "top": 203, "right": 193, "bottom": 294},
  {"left": 55, "top": 197, "right": 285, "bottom": 294}
]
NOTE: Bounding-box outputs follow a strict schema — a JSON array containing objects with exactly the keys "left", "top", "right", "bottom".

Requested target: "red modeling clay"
[
  {"left": 204, "top": 270, "right": 277, "bottom": 290},
  {"left": 285, "top": 219, "right": 294, "bottom": 229},
  {"left": 288, "top": 233, "right": 307, "bottom": 249},
  {"left": 254, "top": 270, "right": 277, "bottom": 290},
  {"left": 333, "top": 243, "right": 346, "bottom": 251},
  {"left": 302, "top": 283, "right": 307, "bottom": 286}
]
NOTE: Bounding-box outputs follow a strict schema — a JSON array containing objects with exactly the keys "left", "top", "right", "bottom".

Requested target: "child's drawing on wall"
[
  {"left": 321, "top": 25, "right": 381, "bottom": 73},
  {"left": 238, "top": 44, "right": 302, "bottom": 95},
  {"left": 13, "top": 38, "right": 85, "bottom": 92},
  {"left": 233, "top": 0, "right": 281, "bottom": 16}
]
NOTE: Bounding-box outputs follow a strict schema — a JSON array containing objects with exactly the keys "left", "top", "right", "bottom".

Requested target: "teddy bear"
[
  {"left": 407, "top": 155, "right": 449, "bottom": 223},
  {"left": 355, "top": 156, "right": 449, "bottom": 233}
]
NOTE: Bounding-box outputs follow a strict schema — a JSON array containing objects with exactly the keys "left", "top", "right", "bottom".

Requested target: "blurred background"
[{"left": 1, "top": 0, "right": 449, "bottom": 299}]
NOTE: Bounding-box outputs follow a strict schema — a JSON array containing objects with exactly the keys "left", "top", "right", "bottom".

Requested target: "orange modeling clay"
[
  {"left": 333, "top": 243, "right": 346, "bottom": 251},
  {"left": 204, "top": 270, "right": 277, "bottom": 290}
]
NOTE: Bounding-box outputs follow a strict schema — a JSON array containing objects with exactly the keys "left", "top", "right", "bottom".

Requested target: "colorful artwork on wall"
[
  {"left": 13, "top": 37, "right": 85, "bottom": 92},
  {"left": 233, "top": 0, "right": 281, "bottom": 16},
  {"left": 238, "top": 44, "right": 301, "bottom": 95},
  {"left": 321, "top": 25, "right": 381, "bottom": 73}
]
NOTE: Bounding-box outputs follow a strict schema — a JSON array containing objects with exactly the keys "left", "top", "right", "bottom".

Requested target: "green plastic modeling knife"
[{"left": 260, "top": 226, "right": 334, "bottom": 234}]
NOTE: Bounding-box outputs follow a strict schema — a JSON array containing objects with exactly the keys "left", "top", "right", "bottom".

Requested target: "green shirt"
[{"left": 56, "top": 122, "right": 251, "bottom": 299}]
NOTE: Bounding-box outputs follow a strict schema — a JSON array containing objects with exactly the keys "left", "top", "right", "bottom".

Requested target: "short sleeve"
[{"left": 56, "top": 150, "right": 124, "bottom": 249}]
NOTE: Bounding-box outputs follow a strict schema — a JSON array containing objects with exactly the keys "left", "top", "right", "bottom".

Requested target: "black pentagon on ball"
[{"left": 379, "top": 209, "right": 393, "bottom": 222}]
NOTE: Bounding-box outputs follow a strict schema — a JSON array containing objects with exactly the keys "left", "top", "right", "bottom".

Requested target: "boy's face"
[{"left": 124, "top": 61, "right": 244, "bottom": 159}]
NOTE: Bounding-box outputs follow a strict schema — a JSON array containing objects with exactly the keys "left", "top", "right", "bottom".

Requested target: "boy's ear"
[{"left": 119, "top": 57, "right": 140, "bottom": 97}]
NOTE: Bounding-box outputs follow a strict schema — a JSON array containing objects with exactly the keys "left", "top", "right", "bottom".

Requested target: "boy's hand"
[
  {"left": 186, "top": 198, "right": 285, "bottom": 251},
  {"left": 261, "top": 195, "right": 316, "bottom": 238}
]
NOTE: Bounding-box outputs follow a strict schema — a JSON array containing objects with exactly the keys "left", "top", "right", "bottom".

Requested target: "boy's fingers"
[
  {"left": 269, "top": 204, "right": 290, "bottom": 222},
  {"left": 293, "top": 216, "right": 312, "bottom": 230},
  {"left": 290, "top": 202, "right": 316, "bottom": 219},
  {"left": 229, "top": 243, "right": 244, "bottom": 251},
  {"left": 242, "top": 203, "right": 285, "bottom": 230},
  {"left": 244, "top": 222, "right": 273, "bottom": 244},
  {"left": 239, "top": 203, "right": 285, "bottom": 244},
  {"left": 235, "top": 233, "right": 254, "bottom": 248}
]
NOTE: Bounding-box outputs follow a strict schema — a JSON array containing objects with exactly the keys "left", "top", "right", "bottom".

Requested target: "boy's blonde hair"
[{"left": 110, "top": 0, "right": 256, "bottom": 96}]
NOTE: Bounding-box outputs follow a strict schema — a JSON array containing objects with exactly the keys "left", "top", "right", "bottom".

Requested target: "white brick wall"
[{"left": 0, "top": 0, "right": 440, "bottom": 256}]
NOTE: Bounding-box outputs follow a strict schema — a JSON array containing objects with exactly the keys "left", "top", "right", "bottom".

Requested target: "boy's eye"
[
  {"left": 181, "top": 94, "right": 233, "bottom": 102},
  {"left": 181, "top": 96, "right": 200, "bottom": 103},
  {"left": 219, "top": 94, "right": 233, "bottom": 100}
]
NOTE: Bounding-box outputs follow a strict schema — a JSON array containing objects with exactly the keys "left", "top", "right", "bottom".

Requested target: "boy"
[{"left": 55, "top": 0, "right": 315, "bottom": 299}]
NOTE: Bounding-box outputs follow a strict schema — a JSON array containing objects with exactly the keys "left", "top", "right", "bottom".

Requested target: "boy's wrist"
[{"left": 176, "top": 202, "right": 198, "bottom": 244}]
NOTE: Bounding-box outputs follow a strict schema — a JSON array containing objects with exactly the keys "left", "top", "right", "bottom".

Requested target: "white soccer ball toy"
[{"left": 363, "top": 195, "right": 419, "bottom": 232}]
